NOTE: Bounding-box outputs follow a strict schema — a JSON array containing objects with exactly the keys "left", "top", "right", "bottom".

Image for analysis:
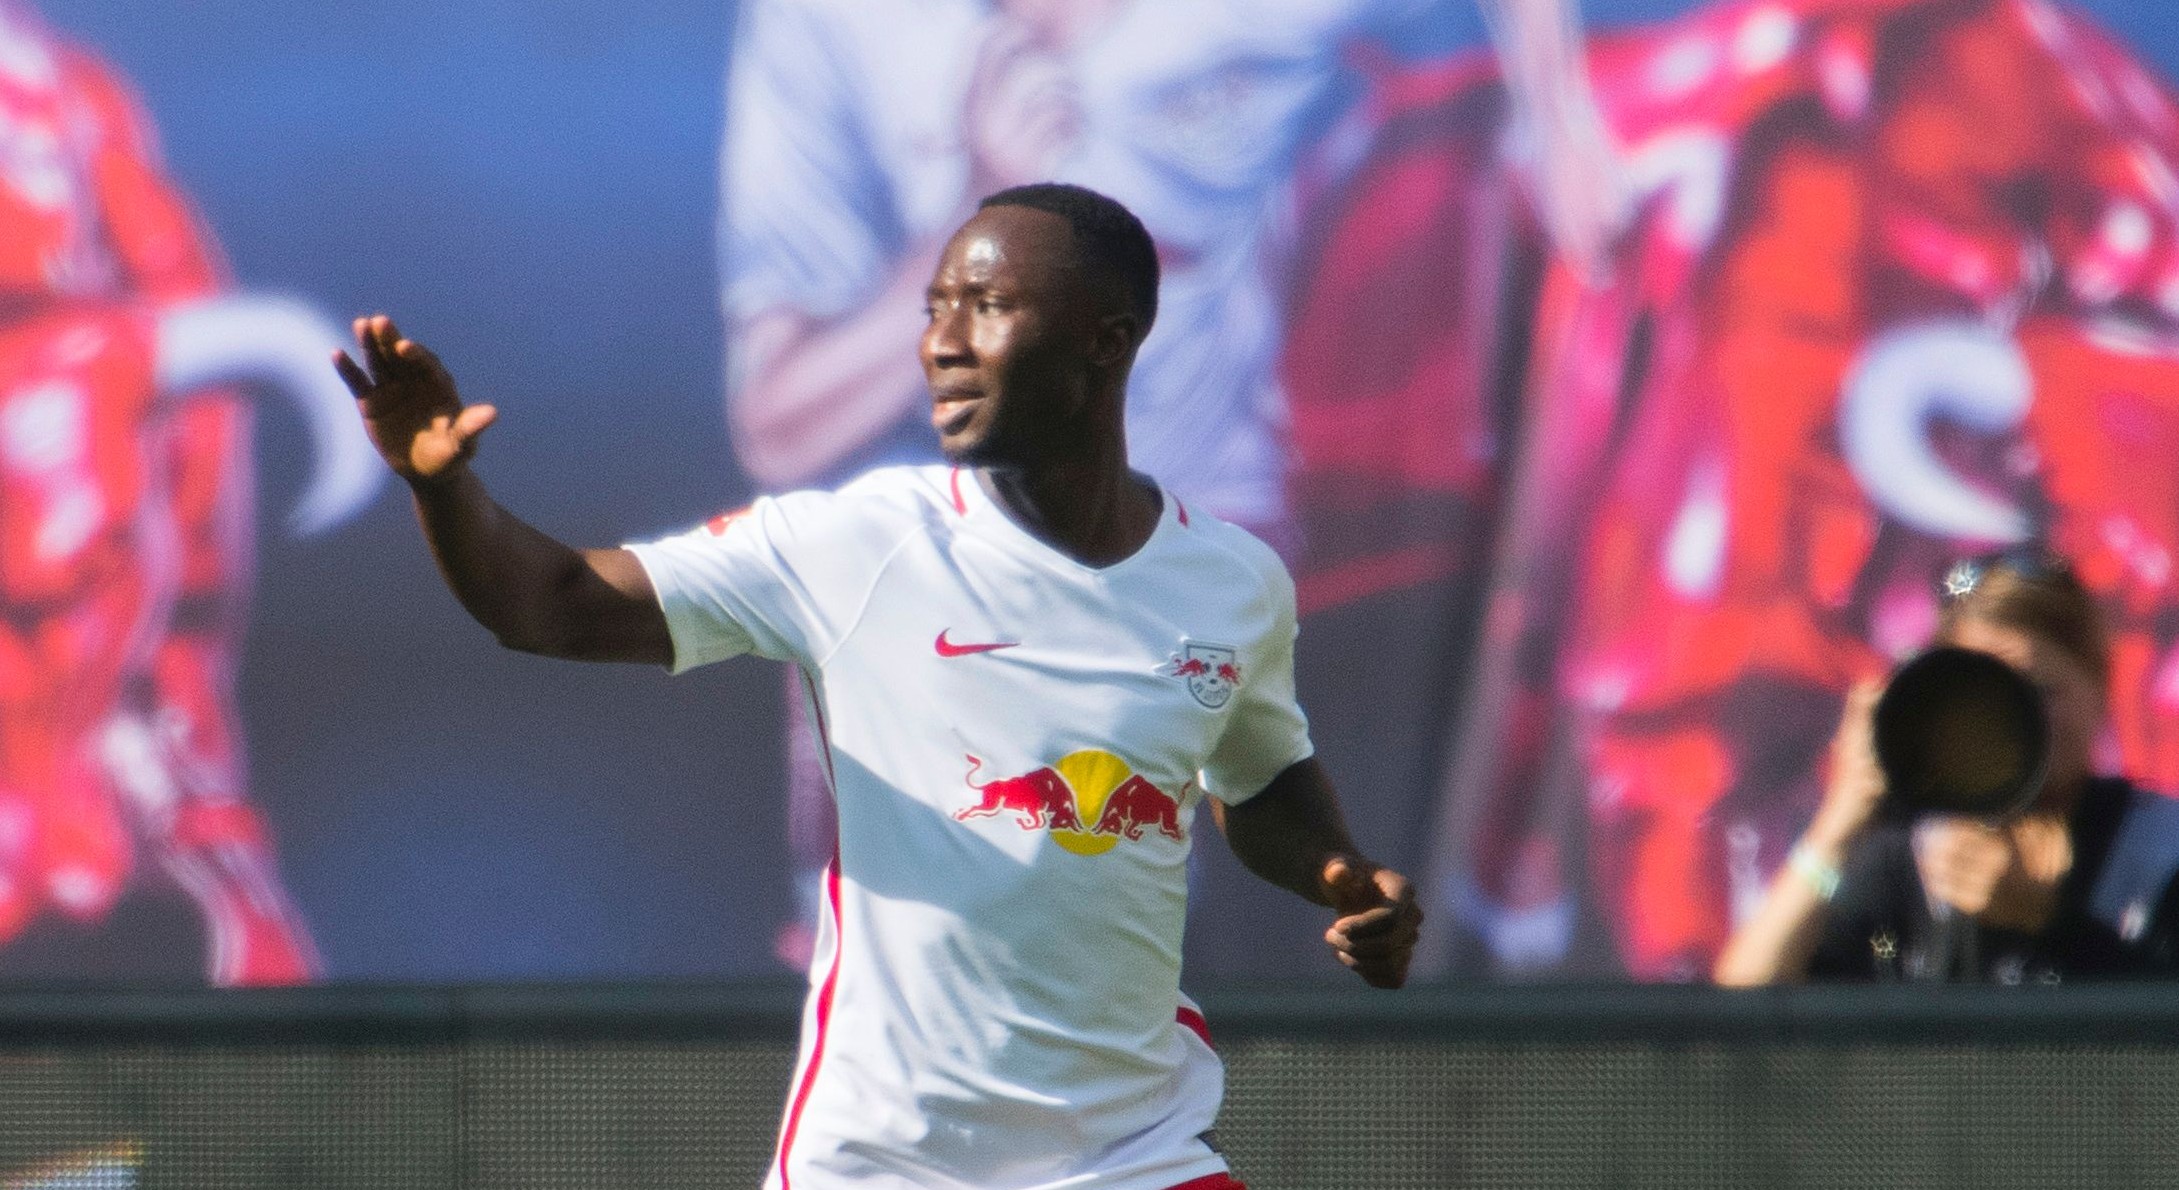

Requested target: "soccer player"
[
  {"left": 337, "top": 183, "right": 1421, "bottom": 1189},
  {"left": 721, "top": 0, "right": 1464, "bottom": 972}
]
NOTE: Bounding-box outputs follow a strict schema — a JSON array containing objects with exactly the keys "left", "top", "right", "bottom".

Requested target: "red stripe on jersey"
[
  {"left": 775, "top": 860, "right": 843, "bottom": 1189},
  {"left": 1165, "top": 1174, "right": 1248, "bottom": 1190},
  {"left": 778, "top": 671, "right": 842, "bottom": 1187},
  {"left": 1176, "top": 1005, "right": 1212, "bottom": 1048},
  {"left": 1175, "top": 497, "right": 1190, "bottom": 527},
  {"left": 950, "top": 467, "right": 967, "bottom": 515}
]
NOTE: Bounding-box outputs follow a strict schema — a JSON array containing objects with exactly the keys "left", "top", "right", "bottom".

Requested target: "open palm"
[{"left": 334, "top": 315, "right": 497, "bottom": 484}]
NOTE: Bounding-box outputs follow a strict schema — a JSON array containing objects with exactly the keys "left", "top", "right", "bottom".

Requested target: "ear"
[{"left": 1089, "top": 312, "right": 1140, "bottom": 369}]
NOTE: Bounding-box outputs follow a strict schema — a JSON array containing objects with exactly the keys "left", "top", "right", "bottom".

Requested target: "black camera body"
[{"left": 1872, "top": 645, "right": 2051, "bottom": 822}]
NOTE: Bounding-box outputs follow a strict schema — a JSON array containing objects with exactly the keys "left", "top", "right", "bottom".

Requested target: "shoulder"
[
  {"left": 762, "top": 464, "right": 949, "bottom": 545},
  {"left": 1174, "top": 506, "right": 1298, "bottom": 608},
  {"left": 831, "top": 463, "right": 957, "bottom": 517},
  {"left": 2113, "top": 779, "right": 2179, "bottom": 826},
  {"left": 2088, "top": 779, "right": 2179, "bottom": 896}
]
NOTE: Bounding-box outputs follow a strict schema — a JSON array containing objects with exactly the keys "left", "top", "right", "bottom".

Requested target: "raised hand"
[
  {"left": 333, "top": 315, "right": 497, "bottom": 486},
  {"left": 1320, "top": 856, "right": 1422, "bottom": 989},
  {"left": 1804, "top": 678, "right": 1888, "bottom": 855}
]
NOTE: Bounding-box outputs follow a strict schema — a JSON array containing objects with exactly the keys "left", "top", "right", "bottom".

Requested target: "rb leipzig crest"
[{"left": 1160, "top": 641, "right": 1240, "bottom": 709}]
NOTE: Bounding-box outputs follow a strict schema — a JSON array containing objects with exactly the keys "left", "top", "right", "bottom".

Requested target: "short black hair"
[{"left": 979, "top": 182, "right": 1159, "bottom": 334}]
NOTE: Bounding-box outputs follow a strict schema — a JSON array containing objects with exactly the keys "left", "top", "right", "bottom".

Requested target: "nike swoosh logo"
[{"left": 935, "top": 630, "right": 1020, "bottom": 657}]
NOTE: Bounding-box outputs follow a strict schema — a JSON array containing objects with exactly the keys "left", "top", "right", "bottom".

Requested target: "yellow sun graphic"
[{"left": 1049, "top": 749, "right": 1129, "bottom": 856}]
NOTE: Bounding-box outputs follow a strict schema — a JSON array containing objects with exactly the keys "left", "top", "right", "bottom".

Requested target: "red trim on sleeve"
[
  {"left": 1175, "top": 497, "right": 1190, "bottom": 527},
  {"left": 1176, "top": 1004, "right": 1213, "bottom": 1048},
  {"left": 950, "top": 467, "right": 968, "bottom": 515}
]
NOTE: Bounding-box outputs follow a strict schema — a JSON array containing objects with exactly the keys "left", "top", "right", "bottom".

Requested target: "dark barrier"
[{"left": 0, "top": 983, "right": 2175, "bottom": 1188}]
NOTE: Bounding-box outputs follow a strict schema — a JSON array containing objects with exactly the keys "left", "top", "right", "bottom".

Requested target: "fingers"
[
  {"left": 1319, "top": 855, "right": 1366, "bottom": 912},
  {"left": 352, "top": 314, "right": 427, "bottom": 384},
  {"left": 1326, "top": 914, "right": 1413, "bottom": 957},
  {"left": 355, "top": 314, "right": 392, "bottom": 377},
  {"left": 1321, "top": 860, "right": 1421, "bottom": 989},
  {"left": 331, "top": 349, "right": 372, "bottom": 396},
  {"left": 1915, "top": 818, "right": 2010, "bottom": 914},
  {"left": 1326, "top": 913, "right": 1419, "bottom": 987},
  {"left": 342, "top": 314, "right": 463, "bottom": 410},
  {"left": 453, "top": 404, "right": 499, "bottom": 444},
  {"left": 1841, "top": 677, "right": 1883, "bottom": 727}
]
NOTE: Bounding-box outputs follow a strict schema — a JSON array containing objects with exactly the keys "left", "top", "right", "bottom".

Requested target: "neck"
[{"left": 978, "top": 427, "right": 1157, "bottom": 566}]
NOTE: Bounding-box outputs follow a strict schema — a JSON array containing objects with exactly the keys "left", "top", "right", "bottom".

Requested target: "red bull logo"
[
  {"left": 955, "top": 751, "right": 1186, "bottom": 855},
  {"left": 1159, "top": 641, "right": 1240, "bottom": 709}
]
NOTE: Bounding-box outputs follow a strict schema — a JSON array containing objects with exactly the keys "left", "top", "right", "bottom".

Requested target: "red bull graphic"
[
  {"left": 955, "top": 756, "right": 1085, "bottom": 832},
  {"left": 1159, "top": 642, "right": 1241, "bottom": 710},
  {"left": 1287, "top": 0, "right": 2179, "bottom": 979},
  {"left": 954, "top": 752, "right": 1186, "bottom": 855},
  {"left": 1092, "top": 775, "right": 1185, "bottom": 843},
  {"left": 0, "top": 3, "right": 379, "bottom": 984}
]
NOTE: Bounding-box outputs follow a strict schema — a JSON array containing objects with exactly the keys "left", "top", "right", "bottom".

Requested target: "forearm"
[
  {"left": 1216, "top": 758, "right": 1364, "bottom": 906},
  {"left": 1712, "top": 854, "right": 1837, "bottom": 986},
  {"left": 410, "top": 467, "right": 661, "bottom": 663}
]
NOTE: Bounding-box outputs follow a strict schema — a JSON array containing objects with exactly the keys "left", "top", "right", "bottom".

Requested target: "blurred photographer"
[{"left": 1716, "top": 554, "right": 2179, "bottom": 985}]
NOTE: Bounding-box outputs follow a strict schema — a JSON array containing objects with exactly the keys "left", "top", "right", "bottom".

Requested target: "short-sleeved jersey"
[{"left": 627, "top": 465, "right": 1312, "bottom": 1189}]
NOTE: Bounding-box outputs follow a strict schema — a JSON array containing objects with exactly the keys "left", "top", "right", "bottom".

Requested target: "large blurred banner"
[
  {"left": 10, "top": 0, "right": 2178, "bottom": 983},
  {"left": 0, "top": 1, "right": 374, "bottom": 983}
]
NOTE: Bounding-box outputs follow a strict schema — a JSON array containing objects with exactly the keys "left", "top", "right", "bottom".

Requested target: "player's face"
[{"left": 922, "top": 206, "right": 1100, "bottom": 467}]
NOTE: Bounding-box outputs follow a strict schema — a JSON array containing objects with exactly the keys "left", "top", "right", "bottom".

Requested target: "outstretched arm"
[
  {"left": 334, "top": 316, "right": 670, "bottom": 665},
  {"left": 1216, "top": 757, "right": 1422, "bottom": 988}
]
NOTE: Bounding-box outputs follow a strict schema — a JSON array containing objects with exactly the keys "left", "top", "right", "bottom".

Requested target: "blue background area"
[{"left": 33, "top": 0, "right": 2179, "bottom": 981}]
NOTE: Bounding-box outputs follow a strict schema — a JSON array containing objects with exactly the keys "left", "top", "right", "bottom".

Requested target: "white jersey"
[{"left": 627, "top": 464, "right": 1313, "bottom": 1189}]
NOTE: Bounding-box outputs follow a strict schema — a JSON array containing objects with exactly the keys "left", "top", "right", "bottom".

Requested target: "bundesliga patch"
[{"left": 1160, "top": 641, "right": 1240, "bottom": 709}]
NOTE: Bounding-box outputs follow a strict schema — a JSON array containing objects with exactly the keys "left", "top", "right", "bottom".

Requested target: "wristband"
[{"left": 1788, "top": 844, "right": 1842, "bottom": 902}]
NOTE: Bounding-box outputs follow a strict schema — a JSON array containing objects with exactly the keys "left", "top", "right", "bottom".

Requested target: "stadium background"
[
  {"left": 3, "top": 0, "right": 2179, "bottom": 1184},
  {"left": 31, "top": 0, "right": 2175, "bottom": 986}
]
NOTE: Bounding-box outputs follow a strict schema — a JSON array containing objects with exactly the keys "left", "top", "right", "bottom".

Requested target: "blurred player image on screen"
[
  {"left": 719, "top": 0, "right": 1467, "bottom": 970},
  {"left": 338, "top": 185, "right": 1420, "bottom": 1189},
  {"left": 1285, "top": 0, "right": 2179, "bottom": 978},
  {"left": 0, "top": 2, "right": 380, "bottom": 983}
]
